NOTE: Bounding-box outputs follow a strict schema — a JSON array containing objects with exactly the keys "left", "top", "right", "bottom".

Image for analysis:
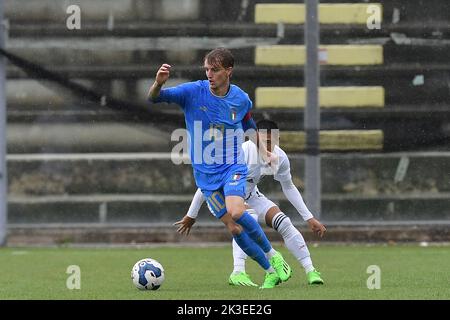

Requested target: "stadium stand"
[
  {"left": 254, "top": 2, "right": 384, "bottom": 152},
  {"left": 3, "top": 0, "right": 450, "bottom": 243}
]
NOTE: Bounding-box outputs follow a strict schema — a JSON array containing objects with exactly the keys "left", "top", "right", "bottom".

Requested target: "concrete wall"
[
  {"left": 6, "top": 0, "right": 200, "bottom": 22},
  {"left": 7, "top": 124, "right": 172, "bottom": 153},
  {"left": 6, "top": 152, "right": 450, "bottom": 224},
  {"left": 7, "top": 224, "right": 450, "bottom": 246},
  {"left": 8, "top": 152, "right": 450, "bottom": 195}
]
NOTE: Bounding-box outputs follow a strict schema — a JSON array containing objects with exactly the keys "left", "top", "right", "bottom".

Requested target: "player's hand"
[
  {"left": 155, "top": 64, "right": 171, "bottom": 86},
  {"left": 307, "top": 218, "right": 326, "bottom": 238},
  {"left": 173, "top": 215, "right": 196, "bottom": 236}
]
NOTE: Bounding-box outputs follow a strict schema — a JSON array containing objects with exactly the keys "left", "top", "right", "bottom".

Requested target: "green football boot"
[
  {"left": 269, "top": 251, "right": 292, "bottom": 282},
  {"left": 307, "top": 269, "right": 324, "bottom": 285},
  {"left": 259, "top": 272, "right": 281, "bottom": 289},
  {"left": 228, "top": 272, "right": 258, "bottom": 287}
]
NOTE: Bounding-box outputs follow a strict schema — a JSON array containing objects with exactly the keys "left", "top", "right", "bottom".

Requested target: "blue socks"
[
  {"left": 236, "top": 211, "right": 273, "bottom": 253},
  {"left": 233, "top": 231, "right": 270, "bottom": 270}
]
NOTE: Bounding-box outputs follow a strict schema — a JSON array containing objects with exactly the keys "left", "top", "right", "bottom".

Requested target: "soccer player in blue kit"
[{"left": 147, "top": 48, "right": 291, "bottom": 288}]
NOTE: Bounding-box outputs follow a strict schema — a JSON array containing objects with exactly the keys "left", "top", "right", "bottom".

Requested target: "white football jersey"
[{"left": 243, "top": 140, "right": 292, "bottom": 199}]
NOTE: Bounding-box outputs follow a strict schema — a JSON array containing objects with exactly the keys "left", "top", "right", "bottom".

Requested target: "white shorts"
[{"left": 245, "top": 187, "right": 277, "bottom": 223}]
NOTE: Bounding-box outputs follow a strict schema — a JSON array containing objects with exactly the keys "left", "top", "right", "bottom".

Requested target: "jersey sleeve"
[
  {"left": 274, "top": 154, "right": 292, "bottom": 182},
  {"left": 241, "top": 95, "right": 256, "bottom": 131},
  {"left": 242, "top": 111, "right": 257, "bottom": 131},
  {"left": 152, "top": 82, "right": 193, "bottom": 109},
  {"left": 247, "top": 96, "right": 253, "bottom": 113}
]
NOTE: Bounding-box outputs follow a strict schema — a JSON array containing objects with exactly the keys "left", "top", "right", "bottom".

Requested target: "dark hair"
[
  {"left": 256, "top": 119, "right": 279, "bottom": 131},
  {"left": 204, "top": 47, "right": 234, "bottom": 69}
]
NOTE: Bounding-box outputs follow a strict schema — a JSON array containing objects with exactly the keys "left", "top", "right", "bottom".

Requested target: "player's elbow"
[
  {"left": 147, "top": 92, "right": 158, "bottom": 103},
  {"left": 147, "top": 86, "right": 161, "bottom": 103}
]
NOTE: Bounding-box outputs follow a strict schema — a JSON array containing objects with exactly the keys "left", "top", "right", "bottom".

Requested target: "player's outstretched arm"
[
  {"left": 280, "top": 179, "right": 326, "bottom": 237},
  {"left": 280, "top": 179, "right": 313, "bottom": 219},
  {"left": 173, "top": 189, "right": 205, "bottom": 236},
  {"left": 147, "top": 64, "right": 171, "bottom": 101},
  {"left": 186, "top": 188, "right": 205, "bottom": 220}
]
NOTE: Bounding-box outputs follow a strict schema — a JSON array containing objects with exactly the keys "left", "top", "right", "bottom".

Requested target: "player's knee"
[
  {"left": 271, "top": 212, "right": 292, "bottom": 232},
  {"left": 265, "top": 206, "right": 281, "bottom": 228},
  {"left": 228, "top": 206, "right": 246, "bottom": 220}
]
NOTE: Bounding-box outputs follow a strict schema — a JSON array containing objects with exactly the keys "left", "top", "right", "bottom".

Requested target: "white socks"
[
  {"left": 231, "top": 211, "right": 316, "bottom": 274},
  {"left": 232, "top": 238, "right": 247, "bottom": 274},
  {"left": 272, "top": 212, "right": 315, "bottom": 274}
]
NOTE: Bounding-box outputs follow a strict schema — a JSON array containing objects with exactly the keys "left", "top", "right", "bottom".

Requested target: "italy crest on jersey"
[
  {"left": 232, "top": 173, "right": 241, "bottom": 181},
  {"left": 230, "top": 108, "right": 237, "bottom": 121}
]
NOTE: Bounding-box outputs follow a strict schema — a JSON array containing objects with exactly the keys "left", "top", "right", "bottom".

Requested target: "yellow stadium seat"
[
  {"left": 255, "top": 45, "right": 383, "bottom": 66},
  {"left": 255, "top": 3, "right": 383, "bottom": 24},
  {"left": 280, "top": 130, "right": 384, "bottom": 151},
  {"left": 255, "top": 86, "right": 385, "bottom": 108}
]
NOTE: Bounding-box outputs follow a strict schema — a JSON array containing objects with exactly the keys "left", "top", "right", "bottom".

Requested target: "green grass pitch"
[{"left": 0, "top": 244, "right": 448, "bottom": 300}]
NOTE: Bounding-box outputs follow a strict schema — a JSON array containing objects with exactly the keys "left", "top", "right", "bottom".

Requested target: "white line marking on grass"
[{"left": 11, "top": 251, "right": 28, "bottom": 255}]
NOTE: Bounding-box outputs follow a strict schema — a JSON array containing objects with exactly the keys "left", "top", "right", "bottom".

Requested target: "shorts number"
[{"left": 208, "top": 191, "right": 225, "bottom": 212}]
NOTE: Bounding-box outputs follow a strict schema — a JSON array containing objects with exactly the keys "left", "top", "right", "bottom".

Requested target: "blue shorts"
[{"left": 193, "top": 165, "right": 247, "bottom": 219}]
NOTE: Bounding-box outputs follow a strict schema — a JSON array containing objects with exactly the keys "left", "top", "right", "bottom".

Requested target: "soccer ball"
[{"left": 131, "top": 258, "right": 165, "bottom": 290}]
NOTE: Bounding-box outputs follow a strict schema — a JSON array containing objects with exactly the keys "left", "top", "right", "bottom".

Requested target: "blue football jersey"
[{"left": 153, "top": 80, "right": 253, "bottom": 176}]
